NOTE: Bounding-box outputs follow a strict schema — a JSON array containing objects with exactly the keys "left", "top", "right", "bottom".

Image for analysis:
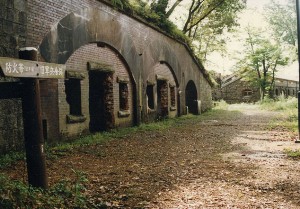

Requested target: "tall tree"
[
  {"left": 128, "top": 0, "right": 245, "bottom": 63},
  {"left": 166, "top": 0, "right": 183, "bottom": 18},
  {"left": 265, "top": 0, "right": 297, "bottom": 47},
  {"left": 236, "top": 27, "right": 289, "bottom": 100},
  {"left": 180, "top": 0, "right": 245, "bottom": 36},
  {"left": 150, "top": 0, "right": 169, "bottom": 17}
]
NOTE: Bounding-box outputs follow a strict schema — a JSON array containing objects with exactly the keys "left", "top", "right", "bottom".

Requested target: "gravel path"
[
  {"left": 150, "top": 105, "right": 300, "bottom": 208},
  {"left": 3, "top": 104, "right": 300, "bottom": 208}
]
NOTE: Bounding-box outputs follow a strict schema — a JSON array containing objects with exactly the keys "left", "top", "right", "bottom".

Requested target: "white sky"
[
  {"left": 205, "top": 0, "right": 298, "bottom": 78},
  {"left": 168, "top": 0, "right": 298, "bottom": 77},
  {"left": 206, "top": 0, "right": 270, "bottom": 74}
]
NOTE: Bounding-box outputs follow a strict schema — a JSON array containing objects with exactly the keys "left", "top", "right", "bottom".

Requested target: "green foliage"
[
  {"left": 0, "top": 152, "right": 24, "bottom": 168},
  {"left": 0, "top": 169, "right": 89, "bottom": 209},
  {"left": 236, "top": 27, "right": 289, "bottom": 99},
  {"left": 128, "top": 0, "right": 189, "bottom": 43},
  {"left": 259, "top": 96, "right": 298, "bottom": 133},
  {"left": 259, "top": 95, "right": 297, "bottom": 111},
  {"left": 150, "top": 0, "right": 169, "bottom": 17},
  {"left": 111, "top": 0, "right": 125, "bottom": 9},
  {"left": 284, "top": 148, "right": 300, "bottom": 159},
  {"left": 180, "top": 0, "right": 245, "bottom": 62},
  {"left": 265, "top": 0, "right": 297, "bottom": 47},
  {"left": 213, "top": 100, "right": 229, "bottom": 110}
]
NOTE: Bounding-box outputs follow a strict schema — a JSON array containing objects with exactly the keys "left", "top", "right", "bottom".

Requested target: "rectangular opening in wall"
[
  {"left": 119, "top": 83, "right": 129, "bottom": 111},
  {"left": 65, "top": 78, "right": 82, "bottom": 115},
  {"left": 42, "top": 119, "right": 47, "bottom": 141},
  {"left": 157, "top": 80, "right": 168, "bottom": 117},
  {"left": 89, "top": 71, "right": 115, "bottom": 132},
  {"left": 170, "top": 86, "right": 176, "bottom": 108},
  {"left": 146, "top": 84, "right": 154, "bottom": 110}
]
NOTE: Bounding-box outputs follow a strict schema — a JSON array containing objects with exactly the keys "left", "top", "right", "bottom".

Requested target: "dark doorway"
[
  {"left": 185, "top": 80, "right": 198, "bottom": 114},
  {"left": 157, "top": 80, "right": 168, "bottom": 118},
  {"left": 89, "top": 71, "right": 115, "bottom": 132}
]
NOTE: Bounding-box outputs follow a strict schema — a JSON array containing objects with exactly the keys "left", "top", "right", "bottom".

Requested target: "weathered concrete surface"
[{"left": 0, "top": 0, "right": 213, "bottom": 150}]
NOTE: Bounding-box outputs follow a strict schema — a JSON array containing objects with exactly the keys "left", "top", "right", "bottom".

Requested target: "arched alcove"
[{"left": 185, "top": 80, "right": 198, "bottom": 115}]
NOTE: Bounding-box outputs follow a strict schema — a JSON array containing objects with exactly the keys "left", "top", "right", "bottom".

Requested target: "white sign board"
[{"left": 0, "top": 57, "right": 65, "bottom": 79}]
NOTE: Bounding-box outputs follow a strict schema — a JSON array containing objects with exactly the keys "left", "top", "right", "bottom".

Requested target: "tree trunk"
[{"left": 166, "top": 0, "right": 183, "bottom": 18}]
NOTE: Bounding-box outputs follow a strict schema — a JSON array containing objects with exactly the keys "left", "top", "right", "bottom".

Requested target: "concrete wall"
[
  {"left": 0, "top": 0, "right": 27, "bottom": 152},
  {"left": 0, "top": 0, "right": 213, "bottom": 150},
  {"left": 58, "top": 43, "right": 135, "bottom": 137},
  {"left": 33, "top": 0, "right": 212, "bottom": 139}
]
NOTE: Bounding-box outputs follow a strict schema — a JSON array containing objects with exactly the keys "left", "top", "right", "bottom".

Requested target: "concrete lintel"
[
  {"left": 147, "top": 80, "right": 155, "bottom": 86},
  {"left": 87, "top": 61, "right": 114, "bottom": 73},
  {"left": 66, "top": 70, "right": 86, "bottom": 80},
  {"left": 156, "top": 74, "right": 168, "bottom": 81},
  {"left": 117, "top": 76, "right": 129, "bottom": 83}
]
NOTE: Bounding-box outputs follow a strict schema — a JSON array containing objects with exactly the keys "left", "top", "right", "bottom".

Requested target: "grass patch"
[
  {"left": 213, "top": 100, "right": 229, "bottom": 110},
  {"left": 0, "top": 152, "right": 25, "bottom": 169},
  {"left": 284, "top": 148, "right": 300, "bottom": 159},
  {"left": 259, "top": 96, "right": 297, "bottom": 111},
  {"left": 259, "top": 96, "right": 298, "bottom": 133},
  {"left": 0, "top": 169, "right": 91, "bottom": 209}
]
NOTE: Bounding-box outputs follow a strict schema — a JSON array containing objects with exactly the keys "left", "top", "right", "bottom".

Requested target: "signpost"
[
  {"left": 0, "top": 49, "right": 65, "bottom": 189},
  {"left": 0, "top": 57, "right": 65, "bottom": 79}
]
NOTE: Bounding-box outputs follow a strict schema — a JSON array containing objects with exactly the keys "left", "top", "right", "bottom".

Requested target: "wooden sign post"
[{"left": 0, "top": 48, "right": 65, "bottom": 189}]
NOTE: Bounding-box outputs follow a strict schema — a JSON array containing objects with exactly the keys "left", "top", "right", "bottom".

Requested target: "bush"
[
  {"left": 0, "top": 169, "right": 89, "bottom": 209},
  {"left": 260, "top": 96, "right": 298, "bottom": 133},
  {"left": 213, "top": 100, "right": 229, "bottom": 110},
  {"left": 259, "top": 96, "right": 298, "bottom": 111}
]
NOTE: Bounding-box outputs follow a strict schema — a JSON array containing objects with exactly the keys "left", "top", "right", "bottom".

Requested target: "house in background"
[
  {"left": 219, "top": 74, "right": 261, "bottom": 104},
  {"left": 214, "top": 70, "right": 299, "bottom": 104}
]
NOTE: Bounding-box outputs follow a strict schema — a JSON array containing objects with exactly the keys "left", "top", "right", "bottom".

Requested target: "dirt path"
[{"left": 4, "top": 104, "right": 300, "bottom": 208}]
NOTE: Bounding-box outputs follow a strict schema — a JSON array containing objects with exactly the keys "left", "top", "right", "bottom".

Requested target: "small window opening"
[
  {"left": 65, "top": 78, "right": 82, "bottom": 115},
  {"left": 242, "top": 89, "right": 253, "bottom": 96},
  {"left": 170, "top": 86, "right": 176, "bottom": 107},
  {"left": 146, "top": 84, "right": 154, "bottom": 110},
  {"left": 119, "top": 83, "right": 129, "bottom": 111},
  {"left": 42, "top": 119, "right": 47, "bottom": 141}
]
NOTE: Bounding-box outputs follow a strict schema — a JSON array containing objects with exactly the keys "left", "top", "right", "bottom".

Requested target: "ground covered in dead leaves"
[{"left": 3, "top": 104, "right": 300, "bottom": 208}]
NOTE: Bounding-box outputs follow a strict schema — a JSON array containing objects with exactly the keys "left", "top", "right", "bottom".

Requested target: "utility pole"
[{"left": 296, "top": 0, "right": 300, "bottom": 143}]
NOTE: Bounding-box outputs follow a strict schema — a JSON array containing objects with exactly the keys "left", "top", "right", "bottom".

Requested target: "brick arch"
[
  {"left": 185, "top": 80, "right": 198, "bottom": 115},
  {"left": 142, "top": 39, "right": 180, "bottom": 87},
  {"left": 39, "top": 7, "right": 139, "bottom": 84},
  {"left": 39, "top": 7, "right": 140, "bottom": 125}
]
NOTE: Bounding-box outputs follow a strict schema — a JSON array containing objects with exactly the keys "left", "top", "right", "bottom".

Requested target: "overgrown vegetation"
[
  {"left": 213, "top": 99, "right": 229, "bottom": 110},
  {"left": 109, "top": 0, "right": 189, "bottom": 43},
  {"left": 0, "top": 152, "right": 24, "bottom": 169},
  {"left": 0, "top": 169, "right": 89, "bottom": 209},
  {"left": 284, "top": 148, "right": 300, "bottom": 159},
  {"left": 259, "top": 96, "right": 298, "bottom": 133}
]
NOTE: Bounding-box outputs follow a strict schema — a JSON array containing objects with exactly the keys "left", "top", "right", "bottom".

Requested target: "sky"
[
  {"left": 167, "top": 0, "right": 298, "bottom": 78},
  {"left": 204, "top": 0, "right": 298, "bottom": 79},
  {"left": 206, "top": 0, "right": 271, "bottom": 74}
]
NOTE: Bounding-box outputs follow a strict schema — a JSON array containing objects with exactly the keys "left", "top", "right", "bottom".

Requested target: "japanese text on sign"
[{"left": 0, "top": 57, "right": 65, "bottom": 79}]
